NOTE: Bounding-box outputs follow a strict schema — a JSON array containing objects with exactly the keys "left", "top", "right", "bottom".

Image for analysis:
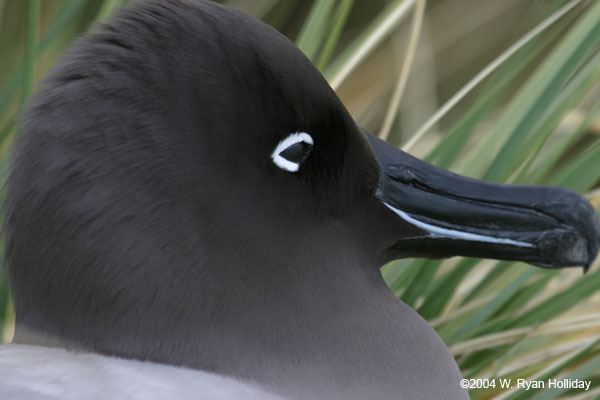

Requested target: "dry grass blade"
[
  {"left": 378, "top": 0, "right": 425, "bottom": 141},
  {"left": 327, "top": 0, "right": 415, "bottom": 89},
  {"left": 450, "top": 314, "right": 600, "bottom": 355},
  {"left": 491, "top": 337, "right": 600, "bottom": 399},
  {"left": 402, "top": 0, "right": 583, "bottom": 152}
]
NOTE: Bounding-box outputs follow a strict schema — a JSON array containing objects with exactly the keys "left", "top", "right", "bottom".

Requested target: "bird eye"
[{"left": 271, "top": 132, "right": 314, "bottom": 172}]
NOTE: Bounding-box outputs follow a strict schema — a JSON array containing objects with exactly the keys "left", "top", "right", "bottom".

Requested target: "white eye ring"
[{"left": 271, "top": 132, "right": 314, "bottom": 172}]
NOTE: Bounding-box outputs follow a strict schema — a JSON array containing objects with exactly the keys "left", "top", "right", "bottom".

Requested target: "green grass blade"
[
  {"left": 405, "top": 0, "right": 583, "bottom": 153},
  {"left": 0, "top": 0, "right": 6, "bottom": 32},
  {"left": 511, "top": 51, "right": 600, "bottom": 184},
  {"left": 295, "top": 0, "right": 335, "bottom": 61},
  {"left": 22, "top": 0, "right": 39, "bottom": 104},
  {"left": 399, "top": 260, "right": 441, "bottom": 307},
  {"left": 548, "top": 139, "right": 600, "bottom": 193},
  {"left": 0, "top": 0, "right": 90, "bottom": 123},
  {"left": 381, "top": 259, "right": 413, "bottom": 290},
  {"left": 505, "top": 337, "right": 600, "bottom": 400},
  {"left": 532, "top": 351, "right": 600, "bottom": 400},
  {"left": 96, "top": 0, "right": 126, "bottom": 22},
  {"left": 509, "top": 270, "right": 600, "bottom": 330},
  {"left": 444, "top": 268, "right": 537, "bottom": 345},
  {"left": 425, "top": 11, "right": 577, "bottom": 170},
  {"left": 497, "top": 273, "right": 556, "bottom": 316},
  {"left": 424, "top": 49, "right": 531, "bottom": 169},
  {"left": 385, "top": 258, "right": 428, "bottom": 295},
  {"left": 525, "top": 101, "right": 600, "bottom": 185},
  {"left": 324, "top": 0, "right": 414, "bottom": 89},
  {"left": 479, "top": 1, "right": 600, "bottom": 182},
  {"left": 315, "top": 0, "right": 354, "bottom": 71},
  {"left": 417, "top": 258, "right": 479, "bottom": 319},
  {"left": 459, "top": 261, "right": 506, "bottom": 306},
  {"left": 0, "top": 116, "right": 15, "bottom": 145},
  {"left": 473, "top": 264, "right": 598, "bottom": 339},
  {"left": 37, "top": 0, "right": 89, "bottom": 52}
]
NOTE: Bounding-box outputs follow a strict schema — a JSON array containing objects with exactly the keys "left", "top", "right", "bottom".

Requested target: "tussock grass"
[{"left": 1, "top": 1, "right": 599, "bottom": 398}]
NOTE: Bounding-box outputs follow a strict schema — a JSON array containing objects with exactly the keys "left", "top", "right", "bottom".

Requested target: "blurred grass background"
[{"left": 1, "top": 0, "right": 599, "bottom": 398}]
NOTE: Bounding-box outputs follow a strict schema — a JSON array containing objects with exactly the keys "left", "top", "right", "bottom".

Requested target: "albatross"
[{"left": 1, "top": 0, "right": 599, "bottom": 399}]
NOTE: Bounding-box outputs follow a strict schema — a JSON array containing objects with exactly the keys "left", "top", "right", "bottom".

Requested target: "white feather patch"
[
  {"left": 0, "top": 344, "right": 287, "bottom": 400},
  {"left": 271, "top": 132, "right": 313, "bottom": 172}
]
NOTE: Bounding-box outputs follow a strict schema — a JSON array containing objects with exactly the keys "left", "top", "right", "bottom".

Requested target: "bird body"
[{"left": 1, "top": 1, "right": 598, "bottom": 399}]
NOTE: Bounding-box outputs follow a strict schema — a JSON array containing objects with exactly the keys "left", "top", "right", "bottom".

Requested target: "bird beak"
[{"left": 365, "top": 132, "right": 600, "bottom": 271}]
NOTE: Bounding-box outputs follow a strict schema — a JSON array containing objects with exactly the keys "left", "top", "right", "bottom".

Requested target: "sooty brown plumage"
[{"left": 4, "top": 1, "right": 599, "bottom": 399}]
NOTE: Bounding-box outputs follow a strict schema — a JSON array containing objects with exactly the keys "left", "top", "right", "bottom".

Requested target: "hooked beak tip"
[{"left": 364, "top": 130, "right": 600, "bottom": 270}]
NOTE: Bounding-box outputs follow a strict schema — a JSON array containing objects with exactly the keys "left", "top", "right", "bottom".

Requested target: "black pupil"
[{"left": 279, "top": 141, "right": 312, "bottom": 163}]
